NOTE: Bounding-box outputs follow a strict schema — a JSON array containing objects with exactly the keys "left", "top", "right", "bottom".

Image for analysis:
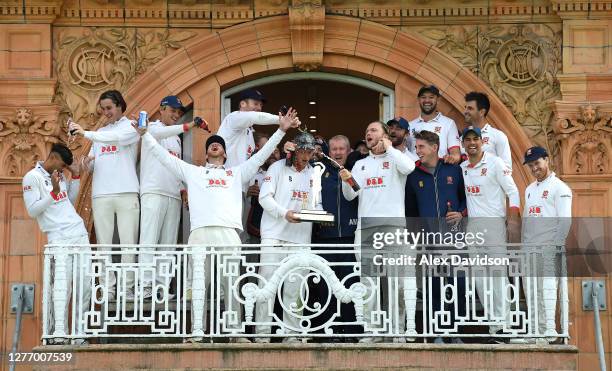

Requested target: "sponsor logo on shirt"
[
  {"left": 542, "top": 190, "right": 549, "bottom": 199},
  {"left": 528, "top": 206, "right": 542, "bottom": 216},
  {"left": 208, "top": 178, "right": 228, "bottom": 187},
  {"left": 53, "top": 190, "right": 68, "bottom": 202},
  {"left": 366, "top": 177, "right": 384, "bottom": 186},
  {"left": 503, "top": 169, "right": 512, "bottom": 176},
  {"left": 447, "top": 176, "right": 454, "bottom": 185},
  {"left": 466, "top": 185, "right": 481, "bottom": 194},
  {"left": 480, "top": 168, "right": 488, "bottom": 176},
  {"left": 101, "top": 145, "right": 118, "bottom": 154},
  {"left": 291, "top": 190, "right": 309, "bottom": 201},
  {"left": 382, "top": 161, "right": 390, "bottom": 169},
  {"left": 23, "top": 185, "right": 32, "bottom": 192}
]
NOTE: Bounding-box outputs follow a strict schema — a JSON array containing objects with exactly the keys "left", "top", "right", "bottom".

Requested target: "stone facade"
[{"left": 0, "top": 1, "right": 611, "bottom": 369}]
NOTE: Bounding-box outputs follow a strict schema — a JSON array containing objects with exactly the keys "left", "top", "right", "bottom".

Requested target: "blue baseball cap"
[
  {"left": 523, "top": 146, "right": 548, "bottom": 164},
  {"left": 462, "top": 126, "right": 482, "bottom": 138},
  {"left": 387, "top": 117, "right": 410, "bottom": 131},
  {"left": 418, "top": 85, "right": 441, "bottom": 97},
  {"left": 160, "top": 96, "right": 184, "bottom": 110},
  {"left": 240, "top": 88, "right": 266, "bottom": 103}
]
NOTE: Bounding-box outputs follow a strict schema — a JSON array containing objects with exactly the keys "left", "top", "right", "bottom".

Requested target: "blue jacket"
[
  {"left": 405, "top": 160, "right": 467, "bottom": 218},
  {"left": 315, "top": 165, "right": 358, "bottom": 239}
]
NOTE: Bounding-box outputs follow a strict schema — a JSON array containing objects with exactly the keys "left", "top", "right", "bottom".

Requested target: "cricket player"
[
  {"left": 135, "top": 107, "right": 299, "bottom": 341},
  {"left": 461, "top": 126, "right": 520, "bottom": 342},
  {"left": 255, "top": 131, "right": 322, "bottom": 343},
  {"left": 23, "top": 144, "right": 91, "bottom": 344},
  {"left": 339, "top": 121, "right": 416, "bottom": 343},
  {"left": 70, "top": 90, "right": 141, "bottom": 300},
  {"left": 408, "top": 85, "right": 461, "bottom": 164},
  {"left": 522, "top": 146, "right": 572, "bottom": 343},
  {"left": 139, "top": 95, "right": 200, "bottom": 298}
]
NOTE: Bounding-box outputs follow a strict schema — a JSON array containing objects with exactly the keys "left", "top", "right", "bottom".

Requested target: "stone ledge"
[{"left": 32, "top": 343, "right": 579, "bottom": 371}]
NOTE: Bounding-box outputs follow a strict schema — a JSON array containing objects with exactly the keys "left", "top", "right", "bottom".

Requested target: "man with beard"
[
  {"left": 408, "top": 85, "right": 461, "bottom": 164},
  {"left": 387, "top": 117, "right": 419, "bottom": 161},
  {"left": 139, "top": 96, "right": 201, "bottom": 298},
  {"left": 340, "top": 121, "right": 416, "bottom": 343},
  {"left": 463, "top": 91, "right": 512, "bottom": 168},
  {"left": 521, "top": 146, "right": 572, "bottom": 344}
]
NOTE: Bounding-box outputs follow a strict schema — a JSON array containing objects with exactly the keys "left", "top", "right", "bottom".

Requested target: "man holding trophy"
[{"left": 256, "top": 130, "right": 331, "bottom": 343}]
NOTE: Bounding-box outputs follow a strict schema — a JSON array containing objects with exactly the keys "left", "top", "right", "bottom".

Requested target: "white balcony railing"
[{"left": 41, "top": 243, "right": 569, "bottom": 344}]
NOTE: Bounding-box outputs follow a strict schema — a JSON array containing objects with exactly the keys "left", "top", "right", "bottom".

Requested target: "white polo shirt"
[
  {"left": 343, "top": 147, "right": 415, "bottom": 227},
  {"left": 143, "top": 128, "right": 286, "bottom": 232},
  {"left": 522, "top": 172, "right": 572, "bottom": 245},
  {"left": 460, "top": 152, "right": 520, "bottom": 218},
  {"left": 22, "top": 162, "right": 87, "bottom": 242},
  {"left": 140, "top": 120, "right": 188, "bottom": 200},
  {"left": 259, "top": 160, "right": 321, "bottom": 244},
  {"left": 85, "top": 116, "right": 140, "bottom": 197},
  {"left": 480, "top": 123, "right": 512, "bottom": 169},
  {"left": 409, "top": 112, "right": 460, "bottom": 157},
  {"left": 217, "top": 110, "right": 280, "bottom": 169}
]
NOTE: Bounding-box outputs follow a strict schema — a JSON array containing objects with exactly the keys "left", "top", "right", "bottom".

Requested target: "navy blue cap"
[
  {"left": 387, "top": 117, "right": 410, "bottom": 131},
  {"left": 240, "top": 88, "right": 266, "bottom": 103},
  {"left": 462, "top": 126, "right": 482, "bottom": 138},
  {"left": 418, "top": 85, "right": 441, "bottom": 97},
  {"left": 523, "top": 146, "right": 548, "bottom": 164},
  {"left": 160, "top": 96, "right": 184, "bottom": 109}
]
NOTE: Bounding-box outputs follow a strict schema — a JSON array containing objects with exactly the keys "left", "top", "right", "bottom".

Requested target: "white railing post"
[
  {"left": 51, "top": 248, "right": 69, "bottom": 339},
  {"left": 190, "top": 245, "right": 206, "bottom": 338}
]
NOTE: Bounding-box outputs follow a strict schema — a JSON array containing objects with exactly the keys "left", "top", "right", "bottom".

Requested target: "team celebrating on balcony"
[{"left": 23, "top": 84, "right": 573, "bottom": 344}]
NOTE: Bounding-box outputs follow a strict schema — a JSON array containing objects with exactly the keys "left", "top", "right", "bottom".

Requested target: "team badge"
[
  {"left": 542, "top": 190, "right": 549, "bottom": 199},
  {"left": 383, "top": 161, "right": 390, "bottom": 169},
  {"left": 482, "top": 137, "right": 490, "bottom": 144},
  {"left": 324, "top": 172, "right": 329, "bottom": 178},
  {"left": 226, "top": 170, "right": 233, "bottom": 177},
  {"left": 447, "top": 176, "right": 453, "bottom": 184},
  {"left": 45, "top": 180, "right": 49, "bottom": 186},
  {"left": 418, "top": 180, "right": 424, "bottom": 188},
  {"left": 361, "top": 165, "right": 365, "bottom": 171},
  {"left": 480, "top": 168, "right": 488, "bottom": 176},
  {"left": 288, "top": 176, "right": 292, "bottom": 182},
  {"left": 434, "top": 126, "right": 441, "bottom": 134}
]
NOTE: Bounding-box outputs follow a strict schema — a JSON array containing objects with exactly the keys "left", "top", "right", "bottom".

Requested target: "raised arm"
[
  {"left": 141, "top": 132, "right": 194, "bottom": 183},
  {"left": 387, "top": 146, "right": 416, "bottom": 175},
  {"left": 224, "top": 111, "right": 281, "bottom": 131},
  {"left": 148, "top": 122, "right": 192, "bottom": 140},
  {"left": 240, "top": 128, "right": 285, "bottom": 185}
]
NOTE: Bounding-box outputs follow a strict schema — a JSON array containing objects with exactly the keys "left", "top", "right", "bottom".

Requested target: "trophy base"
[{"left": 295, "top": 210, "right": 335, "bottom": 223}]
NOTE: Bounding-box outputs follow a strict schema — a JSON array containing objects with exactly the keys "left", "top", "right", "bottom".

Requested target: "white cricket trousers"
[
  {"left": 46, "top": 235, "right": 92, "bottom": 338},
  {"left": 188, "top": 226, "right": 242, "bottom": 332},
  {"left": 467, "top": 218, "right": 512, "bottom": 335},
  {"left": 524, "top": 245, "right": 559, "bottom": 336},
  {"left": 357, "top": 227, "right": 417, "bottom": 336},
  {"left": 139, "top": 193, "right": 181, "bottom": 287},
  {"left": 92, "top": 193, "right": 140, "bottom": 291},
  {"left": 255, "top": 239, "right": 310, "bottom": 335}
]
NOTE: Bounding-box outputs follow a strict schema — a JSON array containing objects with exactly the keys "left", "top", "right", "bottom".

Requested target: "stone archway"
[{"left": 122, "top": 15, "right": 532, "bottom": 193}]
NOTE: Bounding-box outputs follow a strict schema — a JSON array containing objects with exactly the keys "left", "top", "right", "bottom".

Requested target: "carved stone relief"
[
  {"left": 412, "top": 24, "right": 562, "bottom": 161},
  {"left": 53, "top": 27, "right": 196, "bottom": 127},
  {"left": 0, "top": 107, "right": 61, "bottom": 177},
  {"left": 553, "top": 102, "right": 612, "bottom": 175}
]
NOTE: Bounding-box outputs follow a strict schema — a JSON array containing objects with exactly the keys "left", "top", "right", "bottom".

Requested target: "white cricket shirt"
[
  {"left": 22, "top": 162, "right": 87, "bottom": 242},
  {"left": 460, "top": 152, "right": 520, "bottom": 218},
  {"left": 143, "top": 128, "right": 285, "bottom": 231},
  {"left": 409, "top": 112, "right": 461, "bottom": 157},
  {"left": 259, "top": 160, "right": 322, "bottom": 244},
  {"left": 140, "top": 120, "right": 187, "bottom": 200},
  {"left": 85, "top": 116, "right": 140, "bottom": 197}
]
